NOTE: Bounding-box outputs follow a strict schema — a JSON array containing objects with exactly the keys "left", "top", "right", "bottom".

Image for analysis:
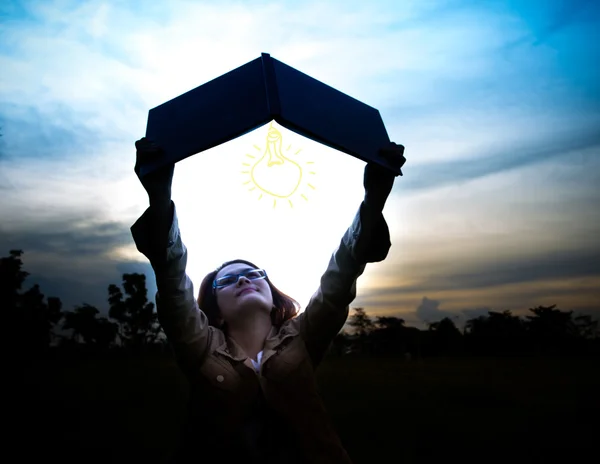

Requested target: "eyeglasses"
[{"left": 212, "top": 268, "right": 268, "bottom": 290}]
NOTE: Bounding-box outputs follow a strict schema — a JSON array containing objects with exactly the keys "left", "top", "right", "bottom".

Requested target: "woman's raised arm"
[
  {"left": 130, "top": 138, "right": 212, "bottom": 379},
  {"left": 298, "top": 143, "right": 406, "bottom": 366}
]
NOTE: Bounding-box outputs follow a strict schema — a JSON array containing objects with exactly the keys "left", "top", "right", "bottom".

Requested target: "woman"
[{"left": 131, "top": 137, "right": 405, "bottom": 463}]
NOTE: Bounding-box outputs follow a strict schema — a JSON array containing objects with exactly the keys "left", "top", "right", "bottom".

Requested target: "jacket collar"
[{"left": 214, "top": 320, "right": 298, "bottom": 363}]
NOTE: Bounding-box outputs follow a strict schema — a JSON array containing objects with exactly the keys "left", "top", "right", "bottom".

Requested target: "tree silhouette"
[
  {"left": 527, "top": 304, "right": 576, "bottom": 336},
  {"left": 62, "top": 303, "right": 118, "bottom": 349},
  {"left": 573, "top": 314, "right": 599, "bottom": 339},
  {"left": 3, "top": 248, "right": 599, "bottom": 360},
  {"left": 346, "top": 308, "right": 378, "bottom": 355},
  {"left": 428, "top": 317, "right": 462, "bottom": 355},
  {"left": 465, "top": 310, "right": 527, "bottom": 355},
  {"left": 347, "top": 307, "right": 375, "bottom": 336},
  {"left": 108, "top": 273, "right": 162, "bottom": 351},
  {"left": 21, "top": 284, "right": 63, "bottom": 353},
  {"left": 1, "top": 250, "right": 29, "bottom": 308},
  {"left": 375, "top": 316, "right": 405, "bottom": 331},
  {"left": 94, "top": 317, "right": 121, "bottom": 350},
  {"left": 526, "top": 304, "right": 579, "bottom": 354},
  {"left": 369, "top": 316, "right": 407, "bottom": 355},
  {"left": 1, "top": 249, "right": 63, "bottom": 359}
]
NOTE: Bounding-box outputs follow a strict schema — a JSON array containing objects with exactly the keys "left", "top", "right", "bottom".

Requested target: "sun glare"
[{"left": 170, "top": 121, "right": 366, "bottom": 312}]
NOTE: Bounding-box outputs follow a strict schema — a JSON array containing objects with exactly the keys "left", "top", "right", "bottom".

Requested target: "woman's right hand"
[{"left": 134, "top": 137, "right": 175, "bottom": 207}]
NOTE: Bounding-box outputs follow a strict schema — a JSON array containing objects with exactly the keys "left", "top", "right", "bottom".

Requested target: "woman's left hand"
[{"left": 363, "top": 142, "right": 406, "bottom": 211}]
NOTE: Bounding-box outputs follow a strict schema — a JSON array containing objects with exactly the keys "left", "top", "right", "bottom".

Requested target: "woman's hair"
[{"left": 197, "top": 258, "right": 300, "bottom": 331}]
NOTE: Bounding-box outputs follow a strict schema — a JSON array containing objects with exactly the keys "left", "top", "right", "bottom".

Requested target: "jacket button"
[{"left": 216, "top": 375, "right": 224, "bottom": 382}]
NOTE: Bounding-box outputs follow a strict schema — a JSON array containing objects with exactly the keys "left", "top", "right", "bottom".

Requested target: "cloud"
[
  {"left": 415, "top": 296, "right": 456, "bottom": 324},
  {"left": 352, "top": 227, "right": 600, "bottom": 325},
  {"left": 357, "top": 243, "right": 600, "bottom": 304},
  {"left": 396, "top": 127, "right": 600, "bottom": 193},
  {"left": 0, "top": 102, "right": 129, "bottom": 162},
  {"left": 0, "top": 219, "right": 132, "bottom": 257},
  {"left": 0, "top": 216, "right": 156, "bottom": 314},
  {"left": 426, "top": 248, "right": 600, "bottom": 291},
  {"left": 381, "top": 148, "right": 600, "bottom": 273}
]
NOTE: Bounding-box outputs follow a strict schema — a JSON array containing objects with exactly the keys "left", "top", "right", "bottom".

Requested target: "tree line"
[
  {"left": 2, "top": 249, "right": 164, "bottom": 361},
  {"left": 337, "top": 306, "right": 600, "bottom": 357},
  {"left": 3, "top": 249, "right": 599, "bottom": 362}
]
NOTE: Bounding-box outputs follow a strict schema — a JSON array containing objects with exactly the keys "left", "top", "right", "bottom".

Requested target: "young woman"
[{"left": 131, "top": 137, "right": 405, "bottom": 463}]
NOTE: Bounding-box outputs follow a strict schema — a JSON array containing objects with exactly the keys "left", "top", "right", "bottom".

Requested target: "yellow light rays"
[{"left": 240, "top": 123, "right": 317, "bottom": 209}]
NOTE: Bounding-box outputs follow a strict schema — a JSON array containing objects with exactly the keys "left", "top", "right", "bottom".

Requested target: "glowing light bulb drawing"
[{"left": 241, "top": 123, "right": 317, "bottom": 208}]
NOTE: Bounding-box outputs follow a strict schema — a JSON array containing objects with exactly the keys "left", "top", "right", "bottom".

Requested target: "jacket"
[{"left": 130, "top": 199, "right": 391, "bottom": 463}]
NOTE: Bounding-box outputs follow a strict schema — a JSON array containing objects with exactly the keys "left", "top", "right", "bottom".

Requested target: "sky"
[{"left": 1, "top": 0, "right": 599, "bottom": 329}]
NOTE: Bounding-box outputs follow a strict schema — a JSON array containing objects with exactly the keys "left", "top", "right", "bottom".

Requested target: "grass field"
[{"left": 15, "top": 354, "right": 599, "bottom": 463}]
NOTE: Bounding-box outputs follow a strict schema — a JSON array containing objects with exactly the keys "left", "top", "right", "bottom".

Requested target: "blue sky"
[{"left": 1, "top": 0, "right": 599, "bottom": 328}]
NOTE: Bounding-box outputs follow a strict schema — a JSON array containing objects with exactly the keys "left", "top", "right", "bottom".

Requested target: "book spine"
[{"left": 261, "top": 52, "right": 281, "bottom": 119}]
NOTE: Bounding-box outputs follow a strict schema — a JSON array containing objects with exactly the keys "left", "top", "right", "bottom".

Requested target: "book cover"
[{"left": 140, "top": 53, "right": 400, "bottom": 179}]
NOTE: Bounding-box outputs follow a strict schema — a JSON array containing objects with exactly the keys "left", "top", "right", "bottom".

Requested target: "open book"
[{"left": 139, "top": 53, "right": 401, "bottom": 179}]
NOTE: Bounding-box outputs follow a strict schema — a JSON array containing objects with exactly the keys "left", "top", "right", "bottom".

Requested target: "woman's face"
[{"left": 214, "top": 263, "right": 274, "bottom": 325}]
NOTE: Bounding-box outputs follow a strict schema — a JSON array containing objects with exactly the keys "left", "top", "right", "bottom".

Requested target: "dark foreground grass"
[{"left": 14, "top": 355, "right": 599, "bottom": 463}]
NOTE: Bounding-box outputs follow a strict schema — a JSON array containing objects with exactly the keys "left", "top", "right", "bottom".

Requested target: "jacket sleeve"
[
  {"left": 298, "top": 200, "right": 392, "bottom": 366},
  {"left": 130, "top": 201, "right": 212, "bottom": 378}
]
